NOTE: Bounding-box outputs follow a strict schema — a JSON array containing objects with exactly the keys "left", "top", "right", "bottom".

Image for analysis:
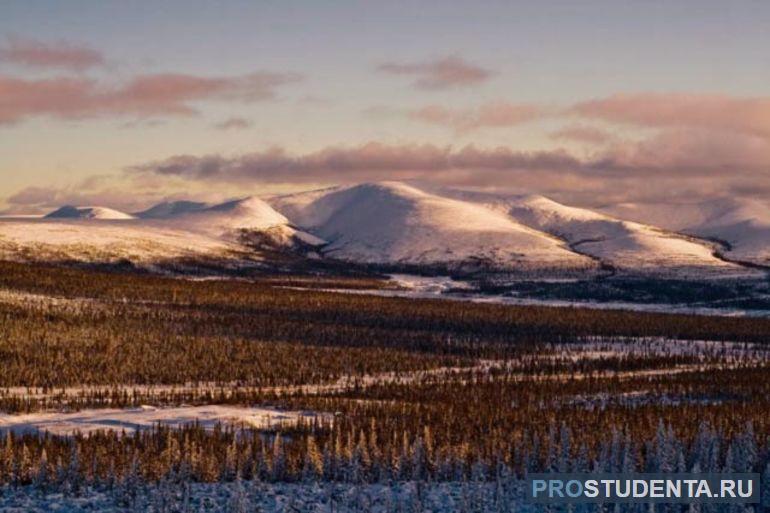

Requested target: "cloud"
[
  {"left": 128, "top": 129, "right": 770, "bottom": 193},
  {"left": 601, "top": 128, "right": 770, "bottom": 173},
  {"left": 213, "top": 117, "right": 252, "bottom": 130},
  {"left": 12, "top": 130, "right": 769, "bottom": 213},
  {"left": 0, "top": 71, "right": 301, "bottom": 124},
  {"left": 408, "top": 102, "right": 545, "bottom": 132},
  {"left": 572, "top": 93, "right": 770, "bottom": 138},
  {"left": 4, "top": 185, "right": 153, "bottom": 213},
  {"left": 550, "top": 124, "right": 615, "bottom": 145},
  {"left": 129, "top": 142, "right": 589, "bottom": 185},
  {"left": 378, "top": 55, "right": 492, "bottom": 90},
  {"left": 5, "top": 186, "right": 62, "bottom": 206},
  {"left": 0, "top": 36, "right": 105, "bottom": 71}
]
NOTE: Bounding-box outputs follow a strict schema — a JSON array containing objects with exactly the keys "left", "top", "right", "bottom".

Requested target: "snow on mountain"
[
  {"left": 0, "top": 218, "right": 234, "bottom": 264},
  {"left": 0, "top": 197, "right": 323, "bottom": 267},
  {"left": 268, "top": 182, "right": 595, "bottom": 273},
  {"left": 161, "top": 196, "right": 325, "bottom": 248},
  {"left": 2, "top": 183, "right": 766, "bottom": 276},
  {"left": 430, "top": 188, "right": 746, "bottom": 275},
  {"left": 602, "top": 198, "right": 770, "bottom": 267},
  {"left": 45, "top": 205, "right": 134, "bottom": 220},
  {"left": 134, "top": 200, "right": 208, "bottom": 219},
  {"left": 506, "top": 195, "right": 744, "bottom": 273}
]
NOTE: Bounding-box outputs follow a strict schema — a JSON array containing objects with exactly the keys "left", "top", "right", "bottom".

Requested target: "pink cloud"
[
  {"left": 213, "top": 117, "right": 252, "bottom": 130},
  {"left": 0, "top": 36, "right": 105, "bottom": 71},
  {"left": 572, "top": 93, "right": 770, "bottom": 138},
  {"left": 409, "top": 102, "right": 544, "bottom": 132},
  {"left": 378, "top": 55, "right": 492, "bottom": 90},
  {"left": 129, "top": 129, "right": 770, "bottom": 190},
  {"left": 550, "top": 124, "right": 614, "bottom": 145},
  {"left": 13, "top": 131, "right": 769, "bottom": 212},
  {"left": 601, "top": 128, "right": 770, "bottom": 172},
  {"left": 0, "top": 72, "right": 300, "bottom": 124}
]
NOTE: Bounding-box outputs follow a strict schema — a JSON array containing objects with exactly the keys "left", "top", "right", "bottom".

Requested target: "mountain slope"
[
  {"left": 0, "top": 197, "right": 324, "bottom": 267},
  {"left": 134, "top": 200, "right": 208, "bottom": 219},
  {"left": 432, "top": 187, "right": 747, "bottom": 275},
  {"left": 45, "top": 206, "right": 134, "bottom": 220},
  {"left": 152, "top": 196, "right": 325, "bottom": 248},
  {"left": 269, "top": 182, "right": 595, "bottom": 273},
  {"left": 0, "top": 218, "right": 234, "bottom": 264},
  {"left": 506, "top": 195, "right": 742, "bottom": 273},
  {"left": 602, "top": 198, "right": 770, "bottom": 267},
  {"left": 3, "top": 184, "right": 765, "bottom": 277}
]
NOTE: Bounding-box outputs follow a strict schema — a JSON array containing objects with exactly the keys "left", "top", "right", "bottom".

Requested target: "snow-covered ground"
[
  {"left": 0, "top": 480, "right": 532, "bottom": 513},
  {"left": 0, "top": 405, "right": 328, "bottom": 436}
]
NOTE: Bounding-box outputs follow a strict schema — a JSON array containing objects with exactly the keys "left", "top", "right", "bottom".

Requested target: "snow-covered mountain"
[
  {"left": 0, "top": 218, "right": 234, "bottom": 265},
  {"left": 269, "top": 182, "right": 594, "bottom": 273},
  {"left": 148, "top": 196, "right": 325, "bottom": 248},
  {"left": 45, "top": 205, "right": 134, "bottom": 220},
  {"left": 601, "top": 197, "right": 770, "bottom": 267},
  {"left": 0, "top": 182, "right": 766, "bottom": 277},
  {"left": 444, "top": 192, "right": 740, "bottom": 274},
  {"left": 134, "top": 200, "right": 208, "bottom": 219},
  {"left": 0, "top": 197, "right": 323, "bottom": 267}
]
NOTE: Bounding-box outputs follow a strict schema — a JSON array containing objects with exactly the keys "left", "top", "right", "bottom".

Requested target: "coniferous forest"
[{"left": 1, "top": 261, "right": 769, "bottom": 511}]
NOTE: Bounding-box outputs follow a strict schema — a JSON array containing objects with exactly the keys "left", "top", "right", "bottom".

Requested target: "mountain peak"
[
  {"left": 45, "top": 206, "right": 134, "bottom": 220},
  {"left": 135, "top": 200, "right": 208, "bottom": 219}
]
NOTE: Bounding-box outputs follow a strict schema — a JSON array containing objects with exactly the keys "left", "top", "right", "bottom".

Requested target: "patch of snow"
[{"left": 0, "top": 404, "right": 329, "bottom": 436}]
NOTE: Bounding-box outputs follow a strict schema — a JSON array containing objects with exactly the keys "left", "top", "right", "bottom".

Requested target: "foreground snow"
[
  {"left": 0, "top": 405, "right": 327, "bottom": 436},
  {"left": 1, "top": 480, "right": 532, "bottom": 513}
]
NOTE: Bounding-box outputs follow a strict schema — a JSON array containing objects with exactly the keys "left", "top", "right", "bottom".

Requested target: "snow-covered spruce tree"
[
  {"left": 271, "top": 435, "right": 286, "bottom": 482},
  {"left": 33, "top": 448, "right": 49, "bottom": 493},
  {"left": 63, "top": 443, "right": 82, "bottom": 498},
  {"left": 302, "top": 435, "right": 324, "bottom": 482},
  {"left": 0, "top": 432, "right": 13, "bottom": 486}
]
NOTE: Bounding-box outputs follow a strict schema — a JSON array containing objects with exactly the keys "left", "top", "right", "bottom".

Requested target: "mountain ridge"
[{"left": 2, "top": 181, "right": 763, "bottom": 277}]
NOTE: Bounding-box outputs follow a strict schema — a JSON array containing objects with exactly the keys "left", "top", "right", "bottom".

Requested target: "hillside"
[
  {"left": 45, "top": 206, "right": 134, "bottom": 220},
  {"left": 0, "top": 183, "right": 765, "bottom": 278},
  {"left": 269, "top": 182, "right": 595, "bottom": 273},
  {"left": 0, "top": 218, "right": 234, "bottom": 264},
  {"left": 602, "top": 198, "right": 770, "bottom": 268}
]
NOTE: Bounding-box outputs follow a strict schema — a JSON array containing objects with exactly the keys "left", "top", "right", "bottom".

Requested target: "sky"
[{"left": 1, "top": 0, "right": 769, "bottom": 213}]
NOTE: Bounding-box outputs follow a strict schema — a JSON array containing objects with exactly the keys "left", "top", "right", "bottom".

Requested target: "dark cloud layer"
[{"left": 129, "top": 143, "right": 592, "bottom": 184}]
